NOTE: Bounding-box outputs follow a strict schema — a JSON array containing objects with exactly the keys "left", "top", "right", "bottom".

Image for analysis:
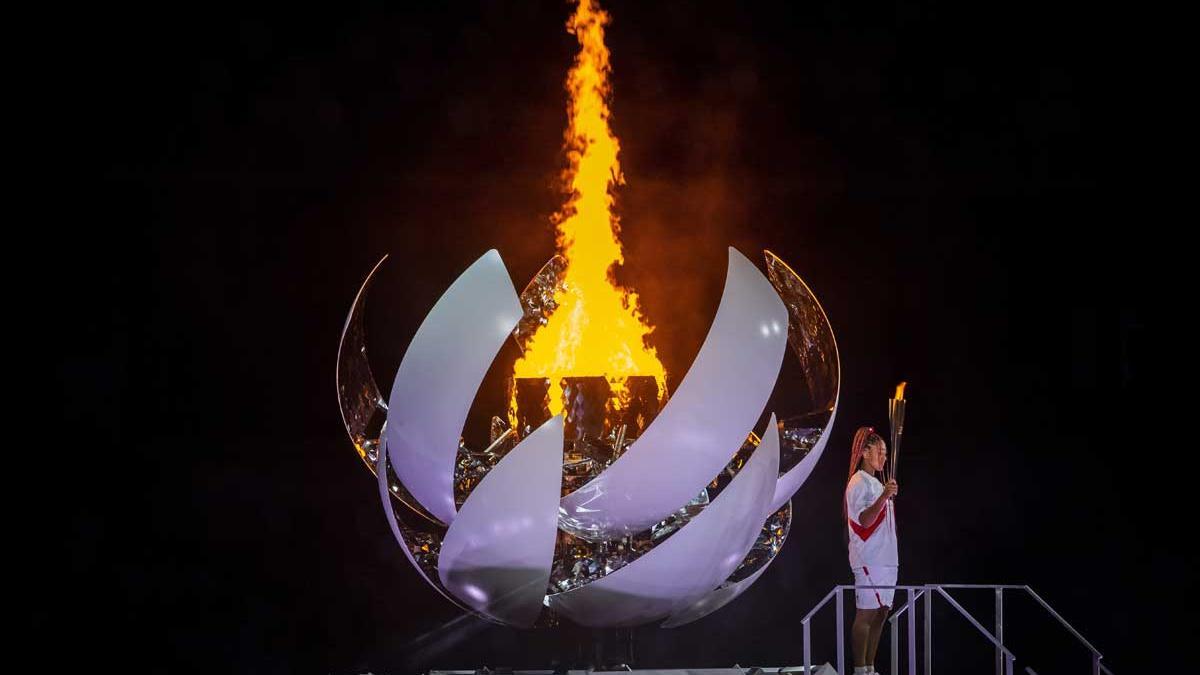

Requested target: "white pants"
[{"left": 852, "top": 565, "right": 898, "bottom": 609}]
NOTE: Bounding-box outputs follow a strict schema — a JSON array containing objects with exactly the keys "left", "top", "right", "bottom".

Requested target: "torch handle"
[
  {"left": 888, "top": 398, "right": 906, "bottom": 487},
  {"left": 890, "top": 432, "right": 901, "bottom": 484}
]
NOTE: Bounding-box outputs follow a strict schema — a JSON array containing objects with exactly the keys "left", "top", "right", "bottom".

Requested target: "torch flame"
[
  {"left": 512, "top": 0, "right": 667, "bottom": 417},
  {"left": 894, "top": 381, "right": 907, "bottom": 400}
]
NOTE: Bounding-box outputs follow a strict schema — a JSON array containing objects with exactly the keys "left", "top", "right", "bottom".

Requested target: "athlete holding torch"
[{"left": 845, "top": 384, "right": 906, "bottom": 675}]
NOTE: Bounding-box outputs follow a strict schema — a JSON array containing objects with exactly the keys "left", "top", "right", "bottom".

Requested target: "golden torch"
[{"left": 888, "top": 382, "right": 906, "bottom": 484}]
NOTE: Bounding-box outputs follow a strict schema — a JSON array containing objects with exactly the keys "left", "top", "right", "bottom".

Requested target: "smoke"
[{"left": 604, "top": 39, "right": 764, "bottom": 386}]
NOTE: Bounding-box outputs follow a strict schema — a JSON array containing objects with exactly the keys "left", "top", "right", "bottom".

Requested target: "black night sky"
[{"left": 53, "top": 1, "right": 1174, "bottom": 672}]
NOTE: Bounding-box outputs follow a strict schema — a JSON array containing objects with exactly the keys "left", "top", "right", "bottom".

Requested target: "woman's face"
[{"left": 862, "top": 440, "right": 888, "bottom": 473}]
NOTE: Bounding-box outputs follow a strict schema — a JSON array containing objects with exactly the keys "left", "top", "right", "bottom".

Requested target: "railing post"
[
  {"left": 995, "top": 588, "right": 1004, "bottom": 675},
  {"left": 907, "top": 588, "right": 917, "bottom": 675},
  {"left": 1091, "top": 653, "right": 1100, "bottom": 675},
  {"left": 923, "top": 585, "right": 933, "bottom": 675},
  {"left": 891, "top": 617, "right": 899, "bottom": 675},
  {"left": 836, "top": 588, "right": 845, "bottom": 675},
  {"left": 1005, "top": 653, "right": 1014, "bottom": 675},
  {"left": 803, "top": 618, "right": 811, "bottom": 675}
]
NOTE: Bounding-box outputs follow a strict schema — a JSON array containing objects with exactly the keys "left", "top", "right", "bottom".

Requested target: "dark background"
[{"left": 51, "top": 0, "right": 1174, "bottom": 672}]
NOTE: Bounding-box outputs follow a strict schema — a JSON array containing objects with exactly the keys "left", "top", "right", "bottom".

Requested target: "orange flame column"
[{"left": 513, "top": 0, "right": 667, "bottom": 417}]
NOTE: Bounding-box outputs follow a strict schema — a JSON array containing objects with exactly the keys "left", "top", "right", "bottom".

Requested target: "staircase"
[{"left": 799, "top": 584, "right": 1113, "bottom": 675}]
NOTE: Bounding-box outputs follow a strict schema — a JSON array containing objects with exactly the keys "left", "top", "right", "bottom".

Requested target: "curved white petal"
[
  {"left": 437, "top": 416, "right": 564, "bottom": 628},
  {"left": 559, "top": 248, "right": 788, "bottom": 540},
  {"left": 386, "top": 250, "right": 523, "bottom": 525},
  {"left": 376, "top": 442, "right": 470, "bottom": 612},
  {"left": 771, "top": 390, "right": 839, "bottom": 512},
  {"left": 660, "top": 559, "right": 774, "bottom": 628},
  {"left": 549, "top": 415, "right": 781, "bottom": 627}
]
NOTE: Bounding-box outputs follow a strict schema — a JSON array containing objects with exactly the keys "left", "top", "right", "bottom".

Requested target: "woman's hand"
[{"left": 883, "top": 479, "right": 899, "bottom": 500}]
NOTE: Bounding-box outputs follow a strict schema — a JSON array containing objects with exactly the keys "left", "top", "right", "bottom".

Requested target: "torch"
[{"left": 887, "top": 382, "right": 906, "bottom": 485}]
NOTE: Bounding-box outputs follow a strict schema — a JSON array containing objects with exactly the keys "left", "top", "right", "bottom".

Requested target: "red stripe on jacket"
[{"left": 848, "top": 501, "right": 888, "bottom": 541}]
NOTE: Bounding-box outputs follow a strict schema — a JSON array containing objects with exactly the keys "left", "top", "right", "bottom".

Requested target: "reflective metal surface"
[
  {"left": 512, "top": 254, "right": 568, "bottom": 352},
  {"left": 510, "top": 377, "right": 553, "bottom": 437},
  {"left": 764, "top": 250, "right": 839, "bottom": 414},
  {"left": 337, "top": 254, "right": 389, "bottom": 465},
  {"left": 763, "top": 250, "right": 841, "bottom": 511},
  {"left": 337, "top": 255, "right": 440, "bottom": 523},
  {"left": 771, "top": 406, "right": 838, "bottom": 513},
  {"left": 562, "top": 376, "right": 612, "bottom": 442}
]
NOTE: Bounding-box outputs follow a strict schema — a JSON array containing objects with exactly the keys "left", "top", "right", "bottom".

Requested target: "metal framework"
[{"left": 799, "top": 584, "right": 1113, "bottom": 675}]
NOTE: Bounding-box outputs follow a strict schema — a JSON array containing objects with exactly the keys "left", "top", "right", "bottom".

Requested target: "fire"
[
  {"left": 894, "top": 382, "right": 907, "bottom": 400},
  {"left": 512, "top": 0, "right": 667, "bottom": 417}
]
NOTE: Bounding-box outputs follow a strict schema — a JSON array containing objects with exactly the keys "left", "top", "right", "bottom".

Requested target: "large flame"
[{"left": 512, "top": 0, "right": 667, "bottom": 417}]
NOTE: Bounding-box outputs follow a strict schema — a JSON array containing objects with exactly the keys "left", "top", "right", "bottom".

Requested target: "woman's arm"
[{"left": 857, "top": 479, "right": 898, "bottom": 524}]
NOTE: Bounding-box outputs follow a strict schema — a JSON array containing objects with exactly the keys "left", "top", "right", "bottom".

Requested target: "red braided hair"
[{"left": 844, "top": 426, "right": 885, "bottom": 527}]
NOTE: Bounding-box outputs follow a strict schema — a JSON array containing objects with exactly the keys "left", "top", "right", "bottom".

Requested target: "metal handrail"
[
  {"left": 801, "top": 583, "right": 1113, "bottom": 675},
  {"left": 888, "top": 588, "right": 926, "bottom": 622},
  {"left": 936, "top": 584, "right": 1027, "bottom": 589},
  {"left": 799, "top": 586, "right": 841, "bottom": 625},
  {"left": 801, "top": 585, "right": 926, "bottom": 624},
  {"left": 1023, "top": 586, "right": 1112, "bottom": 675},
  {"left": 932, "top": 585, "right": 1110, "bottom": 674},
  {"left": 1022, "top": 586, "right": 1101, "bottom": 657},
  {"left": 800, "top": 586, "right": 926, "bottom": 675},
  {"left": 933, "top": 586, "right": 1017, "bottom": 675}
]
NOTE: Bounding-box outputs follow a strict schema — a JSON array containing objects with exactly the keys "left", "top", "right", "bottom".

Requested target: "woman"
[{"left": 845, "top": 426, "right": 899, "bottom": 675}]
